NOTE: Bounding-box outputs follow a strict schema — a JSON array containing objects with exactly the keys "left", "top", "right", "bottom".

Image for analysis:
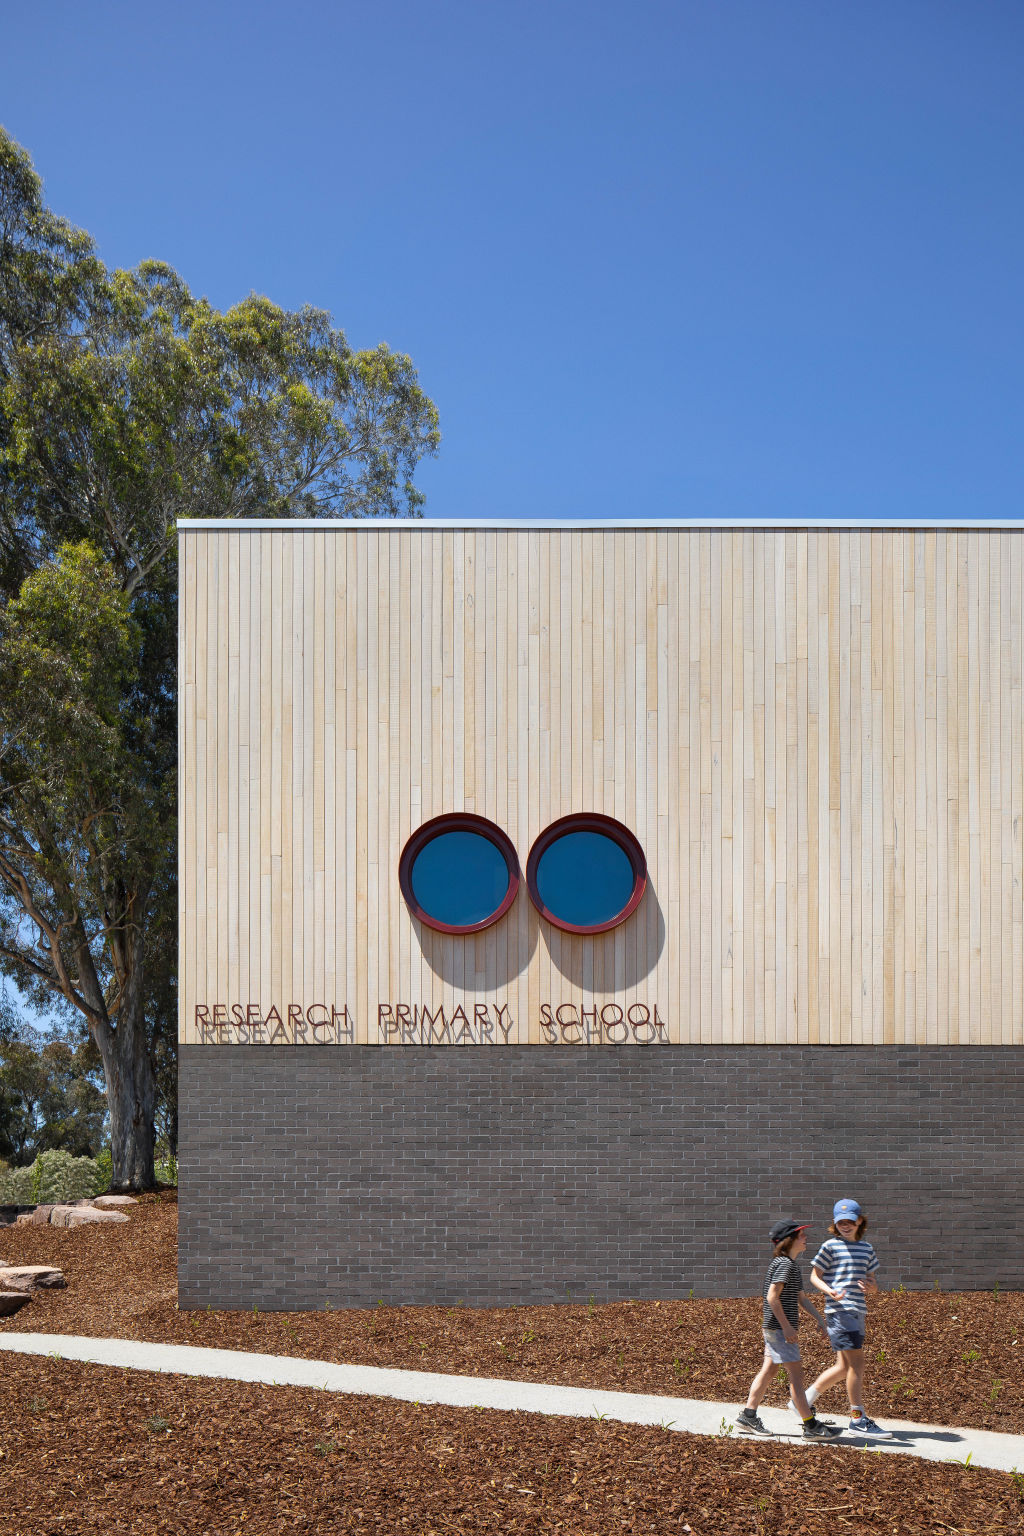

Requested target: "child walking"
[
  {"left": 799, "top": 1198, "right": 893, "bottom": 1439},
  {"left": 736, "top": 1219, "right": 843, "bottom": 1439}
]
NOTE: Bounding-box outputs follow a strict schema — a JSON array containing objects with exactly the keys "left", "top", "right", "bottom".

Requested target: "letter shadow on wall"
[
  {"left": 543, "top": 878, "right": 666, "bottom": 990},
  {"left": 413, "top": 890, "right": 542, "bottom": 989}
]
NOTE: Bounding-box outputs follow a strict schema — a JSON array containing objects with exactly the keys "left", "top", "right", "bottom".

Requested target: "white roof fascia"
[{"left": 176, "top": 517, "right": 1024, "bottom": 532}]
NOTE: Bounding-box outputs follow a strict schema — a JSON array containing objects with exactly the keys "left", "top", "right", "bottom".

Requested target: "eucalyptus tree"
[{"left": 0, "top": 128, "right": 439, "bottom": 1187}]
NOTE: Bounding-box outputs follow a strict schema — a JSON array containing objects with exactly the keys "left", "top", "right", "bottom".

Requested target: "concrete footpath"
[{"left": 1, "top": 1332, "right": 1022, "bottom": 1474}]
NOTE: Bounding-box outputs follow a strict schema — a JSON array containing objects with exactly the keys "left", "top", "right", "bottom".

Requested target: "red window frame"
[
  {"left": 398, "top": 813, "right": 521, "bottom": 935},
  {"left": 525, "top": 813, "right": 647, "bottom": 935}
]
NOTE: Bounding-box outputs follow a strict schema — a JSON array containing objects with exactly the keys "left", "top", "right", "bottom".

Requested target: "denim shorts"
[
  {"left": 826, "top": 1312, "right": 866, "bottom": 1352},
  {"left": 762, "top": 1328, "right": 801, "bottom": 1364}
]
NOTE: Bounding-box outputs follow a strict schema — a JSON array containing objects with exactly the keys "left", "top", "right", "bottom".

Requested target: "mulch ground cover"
[
  {"left": 3, "top": 1352, "right": 1024, "bottom": 1536},
  {"left": 3, "top": 1194, "right": 1021, "bottom": 1436}
]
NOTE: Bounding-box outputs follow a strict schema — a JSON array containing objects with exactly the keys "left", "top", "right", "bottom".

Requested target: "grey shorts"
[{"left": 762, "top": 1328, "right": 801, "bottom": 1364}]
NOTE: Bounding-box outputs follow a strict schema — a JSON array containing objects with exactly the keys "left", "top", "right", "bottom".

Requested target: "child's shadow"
[{"left": 886, "top": 1430, "right": 968, "bottom": 1444}]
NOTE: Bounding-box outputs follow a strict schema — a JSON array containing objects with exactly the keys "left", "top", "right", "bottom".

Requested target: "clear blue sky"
[{"left": 4, "top": 0, "right": 1023, "bottom": 521}]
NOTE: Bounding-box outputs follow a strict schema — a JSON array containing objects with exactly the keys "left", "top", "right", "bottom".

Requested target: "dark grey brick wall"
[{"left": 178, "top": 1047, "right": 1024, "bottom": 1309}]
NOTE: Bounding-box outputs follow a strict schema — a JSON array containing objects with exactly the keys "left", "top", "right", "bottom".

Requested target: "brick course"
[{"left": 178, "top": 1047, "right": 1024, "bottom": 1309}]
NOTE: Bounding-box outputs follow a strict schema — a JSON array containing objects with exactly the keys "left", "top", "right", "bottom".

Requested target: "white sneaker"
[{"left": 848, "top": 1414, "right": 893, "bottom": 1439}]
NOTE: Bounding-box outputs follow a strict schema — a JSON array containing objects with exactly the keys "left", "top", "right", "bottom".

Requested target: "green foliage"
[
  {"left": 0, "top": 127, "right": 439, "bottom": 1187},
  {"left": 94, "top": 1146, "right": 113, "bottom": 1191},
  {"left": 0, "top": 1003, "right": 107, "bottom": 1164},
  {"left": 154, "top": 1145, "right": 177, "bottom": 1187},
  {"left": 0, "top": 1146, "right": 104, "bottom": 1204}
]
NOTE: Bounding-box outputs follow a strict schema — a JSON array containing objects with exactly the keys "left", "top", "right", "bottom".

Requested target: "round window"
[
  {"left": 399, "top": 814, "right": 520, "bottom": 934},
  {"left": 526, "top": 814, "right": 646, "bottom": 934}
]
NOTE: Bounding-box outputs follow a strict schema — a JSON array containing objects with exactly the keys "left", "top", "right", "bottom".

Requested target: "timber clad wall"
[
  {"left": 178, "top": 1045, "right": 1024, "bottom": 1306},
  {"left": 179, "top": 526, "right": 1024, "bottom": 1047}
]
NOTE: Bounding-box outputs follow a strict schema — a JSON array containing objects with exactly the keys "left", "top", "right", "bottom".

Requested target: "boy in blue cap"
[
  {"left": 798, "top": 1198, "right": 893, "bottom": 1439},
  {"left": 736, "top": 1218, "right": 841, "bottom": 1439}
]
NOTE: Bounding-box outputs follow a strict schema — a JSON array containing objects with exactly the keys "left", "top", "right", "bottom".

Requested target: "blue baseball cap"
[{"left": 833, "top": 1198, "right": 862, "bottom": 1223}]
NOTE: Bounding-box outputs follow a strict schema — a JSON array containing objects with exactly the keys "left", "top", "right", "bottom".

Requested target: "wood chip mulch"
[
  {"left": 3, "top": 1194, "right": 1024, "bottom": 1534},
  {"left": 2, "top": 1352, "right": 1024, "bottom": 1536},
  {"left": 2, "top": 1195, "right": 1020, "bottom": 1433}
]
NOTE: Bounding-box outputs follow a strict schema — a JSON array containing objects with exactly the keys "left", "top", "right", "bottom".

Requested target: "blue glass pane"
[
  {"left": 410, "top": 830, "right": 510, "bottom": 927},
  {"left": 536, "top": 830, "right": 635, "bottom": 927}
]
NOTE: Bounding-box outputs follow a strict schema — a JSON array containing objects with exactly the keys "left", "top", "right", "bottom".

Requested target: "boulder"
[
  {"left": 0, "top": 1264, "right": 65, "bottom": 1291},
  {"left": 0, "top": 1205, "right": 35, "bottom": 1228},
  {"left": 0, "top": 1291, "right": 32, "bottom": 1317},
  {"left": 22, "top": 1205, "right": 57, "bottom": 1225},
  {"left": 92, "top": 1194, "right": 138, "bottom": 1208},
  {"left": 49, "top": 1205, "right": 129, "bottom": 1228}
]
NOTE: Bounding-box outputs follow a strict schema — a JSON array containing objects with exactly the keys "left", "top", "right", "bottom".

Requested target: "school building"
[{"left": 177, "top": 521, "right": 1024, "bottom": 1307}]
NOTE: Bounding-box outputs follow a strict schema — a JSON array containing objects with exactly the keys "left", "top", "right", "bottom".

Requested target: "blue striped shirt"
[{"left": 811, "top": 1238, "right": 879, "bottom": 1319}]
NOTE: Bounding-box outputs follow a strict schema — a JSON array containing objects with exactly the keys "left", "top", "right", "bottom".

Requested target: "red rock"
[
  {"left": 0, "top": 1265, "right": 65, "bottom": 1290},
  {"left": 92, "top": 1195, "right": 138, "bottom": 1208},
  {"left": 0, "top": 1291, "right": 32, "bottom": 1316}
]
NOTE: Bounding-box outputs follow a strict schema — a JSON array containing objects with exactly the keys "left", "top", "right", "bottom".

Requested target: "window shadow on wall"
[
  {"left": 541, "top": 878, "right": 666, "bottom": 991},
  {"left": 413, "top": 892, "right": 541, "bottom": 989}
]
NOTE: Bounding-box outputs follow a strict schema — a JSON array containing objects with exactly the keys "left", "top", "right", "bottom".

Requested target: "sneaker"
[
  {"left": 736, "top": 1408, "right": 773, "bottom": 1436},
  {"left": 803, "top": 1416, "right": 843, "bottom": 1440},
  {"left": 848, "top": 1415, "right": 892, "bottom": 1439}
]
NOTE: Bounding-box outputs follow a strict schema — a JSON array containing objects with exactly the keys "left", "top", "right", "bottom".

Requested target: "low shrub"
[
  {"left": 0, "top": 1148, "right": 105, "bottom": 1205},
  {"left": 94, "top": 1147, "right": 113, "bottom": 1193}
]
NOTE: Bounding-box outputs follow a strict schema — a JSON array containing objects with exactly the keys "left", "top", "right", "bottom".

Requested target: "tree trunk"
[{"left": 96, "top": 996, "right": 157, "bottom": 1192}]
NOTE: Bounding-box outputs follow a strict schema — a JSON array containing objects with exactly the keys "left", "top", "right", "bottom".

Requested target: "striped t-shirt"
[
  {"left": 762, "top": 1256, "right": 803, "bottom": 1331},
  {"left": 811, "top": 1238, "right": 879, "bottom": 1319}
]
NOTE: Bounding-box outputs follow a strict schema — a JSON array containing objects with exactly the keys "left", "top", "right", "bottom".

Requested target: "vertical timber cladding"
[{"left": 178, "top": 523, "right": 1024, "bottom": 1049}]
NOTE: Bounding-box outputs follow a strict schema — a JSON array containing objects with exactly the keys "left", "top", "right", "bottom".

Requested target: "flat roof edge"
[{"left": 176, "top": 518, "right": 1024, "bottom": 531}]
